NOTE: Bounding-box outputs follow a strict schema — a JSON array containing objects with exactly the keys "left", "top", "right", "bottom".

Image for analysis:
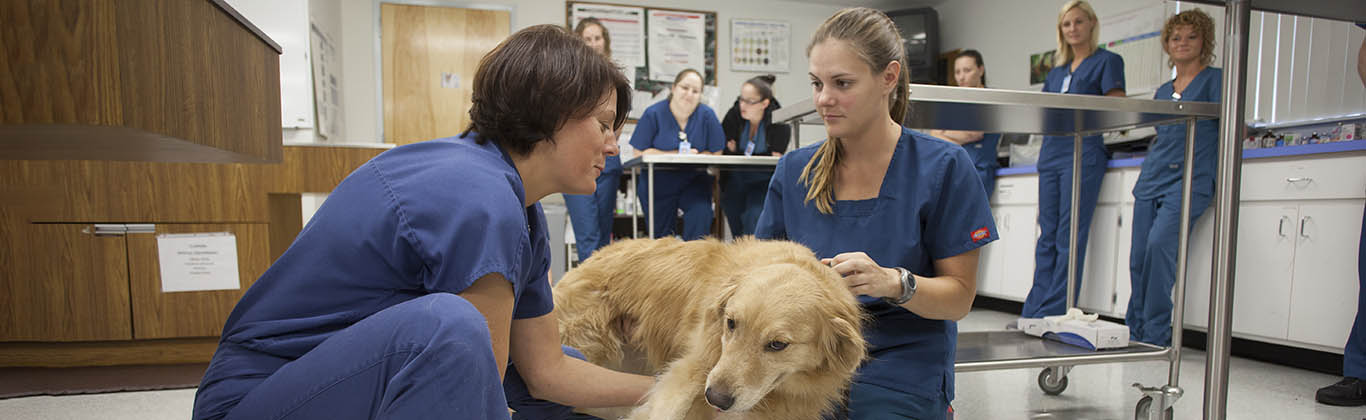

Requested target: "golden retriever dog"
[{"left": 553, "top": 237, "right": 866, "bottom": 420}]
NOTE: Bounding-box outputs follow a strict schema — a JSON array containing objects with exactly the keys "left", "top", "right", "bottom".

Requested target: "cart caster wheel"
[
  {"left": 1038, "top": 368, "right": 1068, "bottom": 395},
  {"left": 1134, "top": 396, "right": 1174, "bottom": 420}
]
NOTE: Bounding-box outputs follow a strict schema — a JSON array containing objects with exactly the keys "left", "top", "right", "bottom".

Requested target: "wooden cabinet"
[
  {"left": 0, "top": 145, "right": 385, "bottom": 366},
  {"left": 1285, "top": 201, "right": 1364, "bottom": 348},
  {"left": 127, "top": 223, "right": 270, "bottom": 339},
  {"left": 0, "top": 0, "right": 283, "bottom": 163},
  {"left": 0, "top": 222, "right": 132, "bottom": 342}
]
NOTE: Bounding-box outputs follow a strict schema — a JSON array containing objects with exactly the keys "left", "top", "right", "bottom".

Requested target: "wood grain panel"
[
  {"left": 0, "top": 159, "right": 269, "bottom": 224},
  {"left": 0, "top": 337, "right": 218, "bottom": 367},
  {"left": 268, "top": 194, "right": 303, "bottom": 263},
  {"left": 0, "top": 222, "right": 132, "bottom": 342},
  {"left": 267, "top": 146, "right": 386, "bottom": 194},
  {"left": 127, "top": 223, "right": 269, "bottom": 339},
  {"left": 383, "top": 4, "right": 508, "bottom": 146},
  {"left": 0, "top": 0, "right": 282, "bottom": 163}
]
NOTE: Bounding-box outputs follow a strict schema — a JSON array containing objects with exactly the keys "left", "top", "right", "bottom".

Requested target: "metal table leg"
[
  {"left": 1067, "top": 110, "right": 1083, "bottom": 310},
  {"left": 648, "top": 162, "right": 656, "bottom": 238},
  {"left": 1207, "top": 1, "right": 1251, "bottom": 418},
  {"left": 630, "top": 166, "right": 639, "bottom": 239}
]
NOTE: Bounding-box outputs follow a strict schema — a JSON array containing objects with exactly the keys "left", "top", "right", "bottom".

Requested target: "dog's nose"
[{"left": 705, "top": 386, "right": 735, "bottom": 411}]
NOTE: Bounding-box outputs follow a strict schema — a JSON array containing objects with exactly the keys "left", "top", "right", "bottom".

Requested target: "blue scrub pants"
[
  {"left": 1125, "top": 191, "right": 1212, "bottom": 346},
  {"left": 637, "top": 172, "right": 714, "bottom": 240},
  {"left": 1344, "top": 206, "right": 1366, "bottom": 379},
  {"left": 844, "top": 381, "right": 950, "bottom": 420},
  {"left": 565, "top": 170, "right": 620, "bottom": 262},
  {"left": 1022, "top": 157, "right": 1106, "bottom": 318},
  {"left": 722, "top": 171, "right": 771, "bottom": 238},
  {"left": 222, "top": 293, "right": 508, "bottom": 420}
]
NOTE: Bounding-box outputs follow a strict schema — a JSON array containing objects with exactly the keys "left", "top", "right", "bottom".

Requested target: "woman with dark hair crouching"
[{"left": 191, "top": 24, "right": 653, "bottom": 420}]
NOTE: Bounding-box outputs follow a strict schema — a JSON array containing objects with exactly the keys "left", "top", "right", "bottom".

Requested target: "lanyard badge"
[{"left": 678, "top": 131, "right": 690, "bottom": 155}]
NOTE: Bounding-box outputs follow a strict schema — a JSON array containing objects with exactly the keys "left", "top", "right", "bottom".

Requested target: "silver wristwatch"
[{"left": 884, "top": 267, "right": 916, "bottom": 305}]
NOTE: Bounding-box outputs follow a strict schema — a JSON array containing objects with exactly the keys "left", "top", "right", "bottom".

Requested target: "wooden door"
[
  {"left": 126, "top": 223, "right": 270, "bottom": 339},
  {"left": 0, "top": 222, "right": 132, "bottom": 341},
  {"left": 382, "top": 3, "right": 509, "bottom": 146}
]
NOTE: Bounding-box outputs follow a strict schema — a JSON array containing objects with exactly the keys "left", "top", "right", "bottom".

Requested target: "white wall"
[{"left": 338, "top": 0, "right": 841, "bottom": 146}]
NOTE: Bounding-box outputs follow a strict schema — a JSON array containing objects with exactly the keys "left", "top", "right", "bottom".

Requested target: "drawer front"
[
  {"left": 992, "top": 175, "right": 1039, "bottom": 206},
  {"left": 1241, "top": 156, "right": 1366, "bottom": 201}
]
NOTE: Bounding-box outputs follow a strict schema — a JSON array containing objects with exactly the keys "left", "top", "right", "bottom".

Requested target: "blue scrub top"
[
  {"left": 630, "top": 99, "right": 725, "bottom": 154},
  {"left": 1134, "top": 67, "right": 1222, "bottom": 200},
  {"left": 740, "top": 121, "right": 768, "bottom": 156},
  {"left": 755, "top": 127, "right": 999, "bottom": 401},
  {"left": 964, "top": 133, "right": 1001, "bottom": 171},
  {"left": 1038, "top": 49, "right": 1125, "bottom": 171},
  {"left": 194, "top": 134, "right": 555, "bottom": 419},
  {"left": 629, "top": 99, "right": 725, "bottom": 188}
]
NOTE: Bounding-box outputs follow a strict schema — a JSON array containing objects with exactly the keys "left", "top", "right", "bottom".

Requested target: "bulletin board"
[{"left": 567, "top": 1, "right": 717, "bottom": 87}]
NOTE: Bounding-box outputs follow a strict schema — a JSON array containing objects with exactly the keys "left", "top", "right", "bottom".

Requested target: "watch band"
[{"left": 884, "top": 267, "right": 916, "bottom": 305}]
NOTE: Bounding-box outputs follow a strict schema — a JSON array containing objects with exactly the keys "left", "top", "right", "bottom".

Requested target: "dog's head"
[{"left": 702, "top": 261, "right": 866, "bottom": 414}]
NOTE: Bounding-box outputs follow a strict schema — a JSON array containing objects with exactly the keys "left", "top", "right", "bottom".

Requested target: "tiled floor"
[{"left": 1, "top": 309, "right": 1362, "bottom": 419}]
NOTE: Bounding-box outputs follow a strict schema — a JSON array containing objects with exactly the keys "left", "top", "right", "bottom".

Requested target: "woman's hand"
[
  {"left": 822, "top": 252, "right": 901, "bottom": 299},
  {"left": 726, "top": 139, "right": 737, "bottom": 152}
]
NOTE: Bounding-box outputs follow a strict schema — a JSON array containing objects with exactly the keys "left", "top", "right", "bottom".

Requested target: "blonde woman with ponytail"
[
  {"left": 754, "top": 8, "right": 997, "bottom": 419},
  {"left": 1021, "top": 0, "right": 1125, "bottom": 320}
]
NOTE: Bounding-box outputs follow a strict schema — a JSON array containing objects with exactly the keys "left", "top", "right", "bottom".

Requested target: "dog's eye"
[
  {"left": 765, "top": 341, "right": 788, "bottom": 352},
  {"left": 727, "top": 318, "right": 735, "bottom": 331}
]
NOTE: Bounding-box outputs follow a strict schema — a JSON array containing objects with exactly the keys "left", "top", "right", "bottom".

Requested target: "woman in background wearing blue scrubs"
[
  {"left": 564, "top": 18, "right": 622, "bottom": 263},
  {"left": 1022, "top": 0, "right": 1125, "bottom": 319},
  {"left": 757, "top": 8, "right": 997, "bottom": 419},
  {"left": 192, "top": 25, "right": 652, "bottom": 420},
  {"left": 1125, "top": 9, "right": 1221, "bottom": 347},
  {"left": 720, "top": 74, "right": 789, "bottom": 237},
  {"left": 927, "top": 50, "right": 1001, "bottom": 195},
  {"left": 629, "top": 69, "right": 725, "bottom": 239}
]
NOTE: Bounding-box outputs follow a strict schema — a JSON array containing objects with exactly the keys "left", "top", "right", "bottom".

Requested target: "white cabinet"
[
  {"left": 983, "top": 152, "right": 1364, "bottom": 354},
  {"left": 996, "top": 205, "right": 1039, "bottom": 301},
  {"left": 1287, "top": 201, "right": 1365, "bottom": 349},
  {"left": 1228, "top": 203, "right": 1299, "bottom": 341},
  {"left": 978, "top": 176, "right": 1039, "bottom": 302}
]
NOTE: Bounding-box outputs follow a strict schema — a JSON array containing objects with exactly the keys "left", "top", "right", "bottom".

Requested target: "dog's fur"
[{"left": 553, "top": 237, "right": 866, "bottom": 420}]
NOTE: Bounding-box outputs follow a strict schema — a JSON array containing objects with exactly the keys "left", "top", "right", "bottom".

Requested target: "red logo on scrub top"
[{"left": 971, "top": 227, "right": 989, "bottom": 242}]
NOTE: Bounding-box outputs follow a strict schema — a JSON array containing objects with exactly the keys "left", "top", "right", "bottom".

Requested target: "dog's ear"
[
  {"left": 824, "top": 317, "right": 867, "bottom": 375},
  {"left": 708, "top": 277, "right": 741, "bottom": 325}
]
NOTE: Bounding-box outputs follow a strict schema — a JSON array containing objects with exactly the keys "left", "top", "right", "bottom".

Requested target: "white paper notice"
[
  {"left": 570, "top": 4, "right": 646, "bottom": 70},
  {"left": 157, "top": 232, "right": 241, "bottom": 293},
  {"left": 647, "top": 10, "right": 706, "bottom": 82}
]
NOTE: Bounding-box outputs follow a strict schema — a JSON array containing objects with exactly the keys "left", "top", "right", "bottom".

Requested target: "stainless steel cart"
[
  {"left": 622, "top": 154, "right": 779, "bottom": 239},
  {"left": 775, "top": 84, "right": 1219, "bottom": 419}
]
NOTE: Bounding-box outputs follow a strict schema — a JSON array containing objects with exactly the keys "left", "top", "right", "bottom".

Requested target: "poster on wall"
[
  {"left": 310, "top": 23, "right": 341, "bottom": 140},
  {"left": 569, "top": 3, "right": 646, "bottom": 71},
  {"left": 647, "top": 10, "right": 706, "bottom": 82},
  {"left": 730, "top": 19, "right": 789, "bottom": 73}
]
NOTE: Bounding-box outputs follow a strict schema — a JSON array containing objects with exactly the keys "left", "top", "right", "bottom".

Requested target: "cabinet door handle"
[
  {"left": 1285, "top": 177, "right": 1313, "bottom": 184},
  {"left": 1278, "top": 216, "right": 1288, "bottom": 237},
  {"left": 1299, "top": 216, "right": 1310, "bottom": 238}
]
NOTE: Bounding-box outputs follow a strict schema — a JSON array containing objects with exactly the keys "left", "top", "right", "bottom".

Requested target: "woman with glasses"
[
  {"left": 720, "top": 74, "right": 789, "bottom": 237},
  {"left": 629, "top": 68, "right": 725, "bottom": 239},
  {"left": 1125, "top": 9, "right": 1221, "bottom": 347},
  {"left": 1022, "top": 0, "right": 1125, "bottom": 319}
]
